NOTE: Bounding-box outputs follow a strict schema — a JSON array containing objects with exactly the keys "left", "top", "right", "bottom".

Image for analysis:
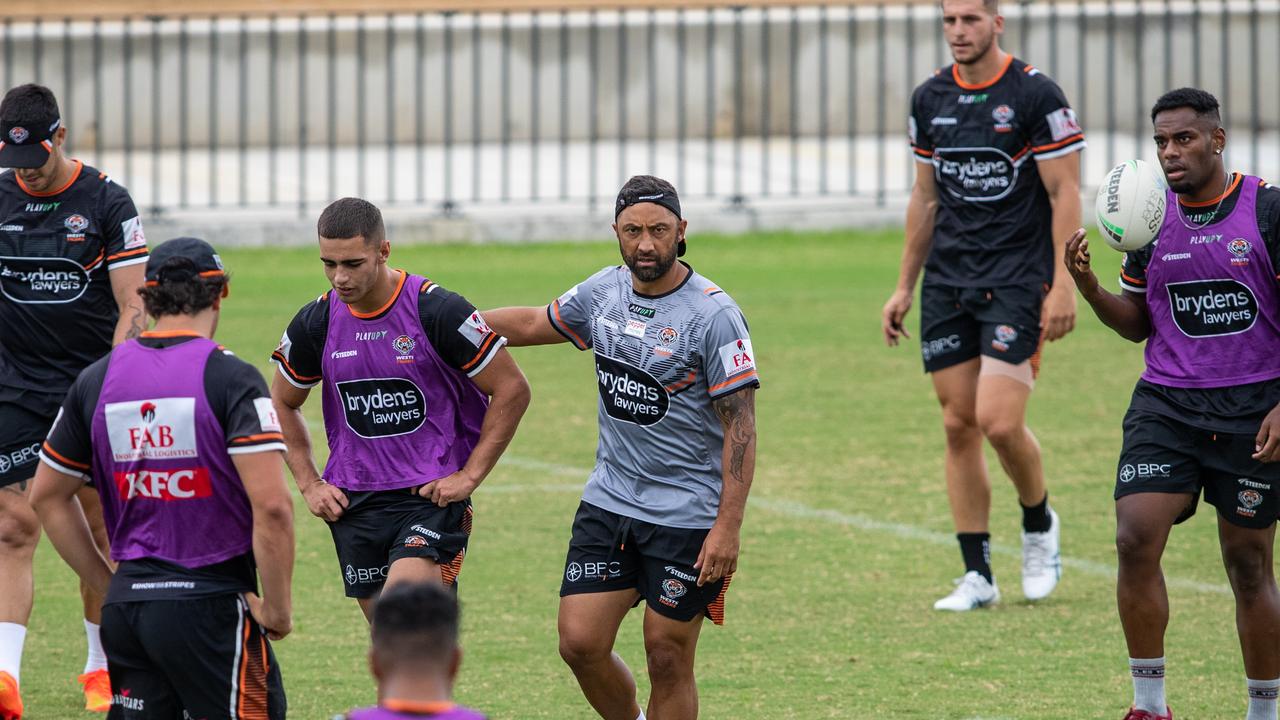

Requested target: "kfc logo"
[{"left": 114, "top": 468, "right": 212, "bottom": 501}]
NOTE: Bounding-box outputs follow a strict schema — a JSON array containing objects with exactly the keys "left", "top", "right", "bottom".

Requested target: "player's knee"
[
  {"left": 941, "top": 411, "right": 980, "bottom": 447},
  {"left": 558, "top": 627, "right": 610, "bottom": 668},
  {"left": 644, "top": 639, "right": 693, "bottom": 685},
  {"left": 1114, "top": 524, "right": 1161, "bottom": 569},
  {"left": 0, "top": 506, "right": 40, "bottom": 554},
  {"left": 1221, "top": 539, "right": 1274, "bottom": 599},
  {"left": 975, "top": 413, "right": 1023, "bottom": 449}
]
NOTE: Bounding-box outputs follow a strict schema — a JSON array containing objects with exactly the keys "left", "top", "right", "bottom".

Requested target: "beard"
[
  {"left": 954, "top": 33, "right": 995, "bottom": 65},
  {"left": 623, "top": 243, "right": 679, "bottom": 282}
]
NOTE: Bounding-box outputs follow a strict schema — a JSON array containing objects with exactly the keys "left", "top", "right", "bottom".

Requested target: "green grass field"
[{"left": 16, "top": 228, "right": 1259, "bottom": 718}]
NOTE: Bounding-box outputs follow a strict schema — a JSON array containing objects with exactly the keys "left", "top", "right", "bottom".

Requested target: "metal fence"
[{"left": 1, "top": 1, "right": 1279, "bottom": 221}]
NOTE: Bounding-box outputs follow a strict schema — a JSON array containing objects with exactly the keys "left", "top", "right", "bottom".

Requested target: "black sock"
[
  {"left": 957, "top": 532, "right": 992, "bottom": 582},
  {"left": 1021, "top": 492, "right": 1051, "bottom": 533}
]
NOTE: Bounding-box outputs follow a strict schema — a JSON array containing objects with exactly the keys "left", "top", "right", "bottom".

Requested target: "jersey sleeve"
[
  {"left": 208, "top": 350, "right": 287, "bottom": 455},
  {"left": 547, "top": 268, "right": 611, "bottom": 351},
  {"left": 418, "top": 283, "right": 508, "bottom": 378},
  {"left": 39, "top": 361, "right": 107, "bottom": 481},
  {"left": 1257, "top": 179, "right": 1280, "bottom": 278},
  {"left": 1024, "top": 73, "right": 1086, "bottom": 160},
  {"left": 1120, "top": 242, "right": 1153, "bottom": 293},
  {"left": 270, "top": 297, "right": 327, "bottom": 388},
  {"left": 701, "top": 307, "right": 760, "bottom": 399},
  {"left": 909, "top": 84, "right": 935, "bottom": 164},
  {"left": 100, "top": 179, "right": 149, "bottom": 271}
]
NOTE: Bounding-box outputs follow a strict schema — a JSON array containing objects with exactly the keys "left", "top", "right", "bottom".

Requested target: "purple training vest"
[
  {"left": 1142, "top": 175, "right": 1280, "bottom": 388},
  {"left": 90, "top": 336, "right": 253, "bottom": 566},
  {"left": 320, "top": 272, "right": 489, "bottom": 492},
  {"left": 346, "top": 703, "right": 485, "bottom": 720}
]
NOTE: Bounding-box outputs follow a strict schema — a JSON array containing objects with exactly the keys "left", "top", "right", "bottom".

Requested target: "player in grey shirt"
[{"left": 484, "top": 175, "right": 758, "bottom": 720}]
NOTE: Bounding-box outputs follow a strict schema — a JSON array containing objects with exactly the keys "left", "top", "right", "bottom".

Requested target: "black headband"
[{"left": 614, "top": 190, "right": 681, "bottom": 221}]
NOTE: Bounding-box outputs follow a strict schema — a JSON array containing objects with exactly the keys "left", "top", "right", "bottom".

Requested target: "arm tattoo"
[
  {"left": 124, "top": 308, "right": 146, "bottom": 340},
  {"left": 712, "top": 390, "right": 756, "bottom": 485}
]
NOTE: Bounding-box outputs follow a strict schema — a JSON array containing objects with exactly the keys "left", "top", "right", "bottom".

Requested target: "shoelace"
[{"left": 1022, "top": 534, "right": 1057, "bottom": 573}]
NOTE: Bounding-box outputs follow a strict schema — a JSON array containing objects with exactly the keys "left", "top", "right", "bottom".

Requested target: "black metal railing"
[{"left": 1, "top": 2, "right": 1277, "bottom": 219}]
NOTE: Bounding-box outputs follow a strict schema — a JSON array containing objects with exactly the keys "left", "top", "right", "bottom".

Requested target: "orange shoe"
[
  {"left": 0, "top": 671, "right": 21, "bottom": 720},
  {"left": 77, "top": 668, "right": 111, "bottom": 713}
]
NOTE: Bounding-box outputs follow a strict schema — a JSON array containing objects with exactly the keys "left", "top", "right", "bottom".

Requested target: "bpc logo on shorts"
[{"left": 565, "top": 562, "right": 583, "bottom": 582}]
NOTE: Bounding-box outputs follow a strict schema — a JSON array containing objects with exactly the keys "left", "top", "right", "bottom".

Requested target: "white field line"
[{"left": 493, "top": 455, "right": 1234, "bottom": 597}]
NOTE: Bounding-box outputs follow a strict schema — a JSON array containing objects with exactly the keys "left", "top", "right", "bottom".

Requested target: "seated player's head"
[
  {"left": 0, "top": 83, "right": 67, "bottom": 192},
  {"left": 1150, "top": 87, "right": 1225, "bottom": 195},
  {"left": 369, "top": 582, "right": 463, "bottom": 693},
  {"left": 613, "top": 175, "right": 687, "bottom": 282},
  {"left": 939, "top": 0, "right": 1002, "bottom": 66},
  {"left": 317, "top": 197, "right": 389, "bottom": 306},
  {"left": 138, "top": 237, "right": 229, "bottom": 321}
]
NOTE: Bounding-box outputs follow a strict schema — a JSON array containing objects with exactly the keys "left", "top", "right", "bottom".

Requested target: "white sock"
[
  {"left": 1130, "top": 657, "right": 1166, "bottom": 714},
  {"left": 1247, "top": 677, "right": 1280, "bottom": 720},
  {"left": 0, "top": 623, "right": 26, "bottom": 684},
  {"left": 83, "top": 620, "right": 107, "bottom": 674}
]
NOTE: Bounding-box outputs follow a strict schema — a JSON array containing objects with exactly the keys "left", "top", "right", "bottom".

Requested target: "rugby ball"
[{"left": 1095, "top": 159, "right": 1167, "bottom": 252}]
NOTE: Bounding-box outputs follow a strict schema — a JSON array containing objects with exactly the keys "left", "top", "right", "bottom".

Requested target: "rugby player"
[
  {"left": 334, "top": 582, "right": 485, "bottom": 720},
  {"left": 0, "top": 83, "right": 148, "bottom": 715},
  {"left": 271, "top": 197, "right": 529, "bottom": 621},
  {"left": 1066, "top": 88, "right": 1280, "bottom": 720},
  {"left": 881, "top": 0, "right": 1085, "bottom": 610},
  {"left": 483, "top": 175, "right": 758, "bottom": 720},
  {"left": 31, "top": 237, "right": 294, "bottom": 719}
]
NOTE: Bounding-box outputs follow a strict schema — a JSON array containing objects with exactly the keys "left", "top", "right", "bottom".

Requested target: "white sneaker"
[
  {"left": 1021, "top": 507, "right": 1061, "bottom": 600},
  {"left": 933, "top": 571, "right": 1000, "bottom": 611}
]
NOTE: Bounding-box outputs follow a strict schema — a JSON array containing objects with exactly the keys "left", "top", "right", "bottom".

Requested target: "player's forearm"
[
  {"left": 276, "top": 404, "right": 323, "bottom": 489},
  {"left": 251, "top": 504, "right": 295, "bottom": 616},
  {"left": 1048, "top": 182, "right": 1084, "bottom": 291},
  {"left": 461, "top": 375, "right": 531, "bottom": 484},
  {"left": 34, "top": 493, "right": 113, "bottom": 596},
  {"left": 1081, "top": 287, "right": 1151, "bottom": 342},
  {"left": 111, "top": 298, "right": 147, "bottom": 345},
  {"left": 897, "top": 186, "right": 937, "bottom": 292},
  {"left": 713, "top": 389, "right": 757, "bottom": 531},
  {"left": 482, "top": 306, "right": 553, "bottom": 347}
]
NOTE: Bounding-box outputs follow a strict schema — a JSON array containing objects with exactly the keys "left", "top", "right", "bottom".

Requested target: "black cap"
[
  {"left": 0, "top": 116, "right": 59, "bottom": 169},
  {"left": 614, "top": 186, "right": 685, "bottom": 257},
  {"left": 144, "top": 237, "right": 225, "bottom": 286}
]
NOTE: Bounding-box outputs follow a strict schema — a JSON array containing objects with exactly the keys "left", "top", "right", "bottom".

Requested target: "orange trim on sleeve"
[
  {"left": 708, "top": 370, "right": 758, "bottom": 394},
  {"left": 550, "top": 300, "right": 587, "bottom": 349},
  {"left": 951, "top": 53, "right": 1014, "bottom": 90},
  {"left": 1180, "top": 173, "right": 1242, "bottom": 207},
  {"left": 16, "top": 159, "right": 82, "bottom": 197},
  {"left": 1032, "top": 134, "right": 1085, "bottom": 154},
  {"left": 106, "top": 247, "right": 149, "bottom": 263},
  {"left": 913, "top": 147, "right": 934, "bottom": 158},
  {"left": 665, "top": 371, "right": 697, "bottom": 393},
  {"left": 271, "top": 352, "right": 322, "bottom": 382},
  {"left": 349, "top": 269, "right": 406, "bottom": 319},
  {"left": 41, "top": 442, "right": 90, "bottom": 471},
  {"left": 230, "top": 433, "right": 285, "bottom": 444},
  {"left": 460, "top": 333, "right": 499, "bottom": 372},
  {"left": 1121, "top": 272, "right": 1146, "bottom": 286},
  {"left": 82, "top": 249, "right": 106, "bottom": 273}
]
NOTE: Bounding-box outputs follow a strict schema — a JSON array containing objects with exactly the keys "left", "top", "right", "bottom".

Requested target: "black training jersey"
[
  {"left": 1119, "top": 175, "right": 1280, "bottom": 433},
  {"left": 271, "top": 276, "right": 505, "bottom": 388},
  {"left": 0, "top": 161, "right": 148, "bottom": 394},
  {"left": 41, "top": 333, "right": 284, "bottom": 601},
  {"left": 910, "top": 56, "right": 1086, "bottom": 287}
]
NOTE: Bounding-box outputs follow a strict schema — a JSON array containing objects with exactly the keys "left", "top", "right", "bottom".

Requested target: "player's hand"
[
  {"left": 693, "top": 522, "right": 739, "bottom": 587},
  {"left": 1041, "top": 282, "right": 1077, "bottom": 342},
  {"left": 881, "top": 288, "right": 914, "bottom": 347},
  {"left": 244, "top": 592, "right": 292, "bottom": 641},
  {"left": 1063, "top": 228, "right": 1099, "bottom": 295},
  {"left": 300, "top": 480, "right": 348, "bottom": 522},
  {"left": 1254, "top": 404, "right": 1280, "bottom": 462},
  {"left": 419, "top": 469, "right": 480, "bottom": 507}
]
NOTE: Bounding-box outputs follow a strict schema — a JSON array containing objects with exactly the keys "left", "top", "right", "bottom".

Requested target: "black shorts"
[
  {"left": 560, "top": 501, "right": 731, "bottom": 625},
  {"left": 0, "top": 391, "right": 62, "bottom": 488},
  {"left": 919, "top": 281, "right": 1046, "bottom": 374},
  {"left": 327, "top": 487, "right": 473, "bottom": 599},
  {"left": 101, "top": 595, "right": 285, "bottom": 720},
  {"left": 1115, "top": 409, "right": 1280, "bottom": 528}
]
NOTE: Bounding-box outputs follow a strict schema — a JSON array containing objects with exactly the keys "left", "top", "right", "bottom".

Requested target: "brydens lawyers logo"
[{"left": 7, "top": 127, "right": 28, "bottom": 144}]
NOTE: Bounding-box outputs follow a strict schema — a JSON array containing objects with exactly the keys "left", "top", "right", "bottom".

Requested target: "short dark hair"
[
  {"left": 371, "top": 582, "right": 459, "bottom": 668},
  {"left": 137, "top": 257, "right": 228, "bottom": 318},
  {"left": 317, "top": 197, "right": 385, "bottom": 245},
  {"left": 0, "top": 84, "right": 60, "bottom": 126},
  {"left": 940, "top": 0, "right": 999, "bottom": 13},
  {"left": 1151, "top": 87, "right": 1221, "bottom": 125}
]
